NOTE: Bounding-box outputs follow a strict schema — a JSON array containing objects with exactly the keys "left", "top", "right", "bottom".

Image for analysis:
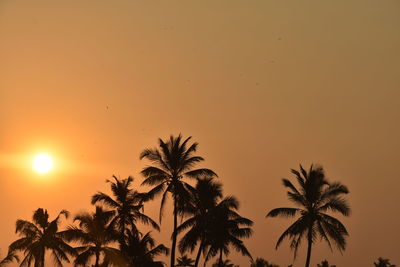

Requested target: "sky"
[{"left": 1, "top": 0, "right": 400, "bottom": 266}]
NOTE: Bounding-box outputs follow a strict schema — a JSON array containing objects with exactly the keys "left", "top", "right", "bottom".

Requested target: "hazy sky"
[{"left": 1, "top": 1, "right": 400, "bottom": 266}]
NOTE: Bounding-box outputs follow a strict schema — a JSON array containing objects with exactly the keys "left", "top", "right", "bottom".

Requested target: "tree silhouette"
[
  {"left": 176, "top": 254, "right": 195, "bottom": 267},
  {"left": 91, "top": 175, "right": 159, "bottom": 255},
  {"left": 250, "top": 257, "right": 279, "bottom": 267},
  {"left": 123, "top": 229, "right": 169, "bottom": 267},
  {"left": 61, "top": 206, "right": 124, "bottom": 267},
  {"left": 374, "top": 257, "right": 396, "bottom": 267},
  {"left": 5, "top": 208, "right": 76, "bottom": 267},
  {"left": 140, "top": 134, "right": 217, "bottom": 267},
  {"left": 317, "top": 259, "right": 336, "bottom": 267},
  {"left": 202, "top": 196, "right": 253, "bottom": 266},
  {"left": 176, "top": 177, "right": 223, "bottom": 267},
  {"left": 266, "top": 165, "right": 350, "bottom": 267}
]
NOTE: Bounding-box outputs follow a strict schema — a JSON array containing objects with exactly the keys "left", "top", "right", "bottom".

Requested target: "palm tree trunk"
[
  {"left": 304, "top": 227, "right": 313, "bottom": 267},
  {"left": 171, "top": 198, "right": 178, "bottom": 267},
  {"left": 95, "top": 250, "right": 100, "bottom": 267},
  {"left": 194, "top": 240, "right": 203, "bottom": 267},
  {"left": 219, "top": 248, "right": 223, "bottom": 267}
]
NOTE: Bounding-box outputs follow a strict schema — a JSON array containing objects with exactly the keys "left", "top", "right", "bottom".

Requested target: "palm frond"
[
  {"left": 185, "top": 168, "right": 218, "bottom": 179},
  {"left": 266, "top": 208, "right": 302, "bottom": 218}
]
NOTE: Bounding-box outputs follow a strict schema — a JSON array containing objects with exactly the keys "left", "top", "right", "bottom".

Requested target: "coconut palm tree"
[
  {"left": 123, "top": 229, "right": 168, "bottom": 267},
  {"left": 176, "top": 255, "right": 195, "bottom": 267},
  {"left": 176, "top": 177, "right": 223, "bottom": 267},
  {"left": 61, "top": 206, "right": 124, "bottom": 267},
  {"left": 140, "top": 134, "right": 217, "bottom": 267},
  {"left": 266, "top": 165, "right": 350, "bottom": 267},
  {"left": 91, "top": 175, "right": 159, "bottom": 253},
  {"left": 202, "top": 196, "right": 253, "bottom": 267},
  {"left": 5, "top": 208, "right": 76, "bottom": 267},
  {"left": 250, "top": 257, "right": 279, "bottom": 267},
  {"left": 374, "top": 257, "right": 396, "bottom": 267}
]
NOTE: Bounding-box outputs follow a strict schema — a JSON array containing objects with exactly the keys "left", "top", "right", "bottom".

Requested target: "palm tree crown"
[
  {"left": 176, "top": 254, "right": 195, "bottom": 267},
  {"left": 6, "top": 208, "right": 76, "bottom": 267},
  {"left": 91, "top": 175, "right": 159, "bottom": 252},
  {"left": 140, "top": 134, "right": 217, "bottom": 267},
  {"left": 123, "top": 229, "right": 169, "bottom": 267},
  {"left": 266, "top": 164, "right": 350, "bottom": 267},
  {"left": 374, "top": 257, "right": 396, "bottom": 267},
  {"left": 176, "top": 177, "right": 223, "bottom": 267},
  {"left": 61, "top": 206, "right": 124, "bottom": 267},
  {"left": 202, "top": 196, "right": 253, "bottom": 266}
]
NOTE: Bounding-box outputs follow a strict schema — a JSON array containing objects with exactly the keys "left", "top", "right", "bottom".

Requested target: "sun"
[{"left": 33, "top": 154, "right": 53, "bottom": 174}]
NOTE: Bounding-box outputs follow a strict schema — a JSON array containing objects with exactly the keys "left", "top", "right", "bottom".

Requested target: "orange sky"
[{"left": 1, "top": 1, "right": 400, "bottom": 266}]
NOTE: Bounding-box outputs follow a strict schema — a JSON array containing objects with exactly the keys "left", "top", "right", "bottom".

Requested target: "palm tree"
[
  {"left": 202, "top": 196, "right": 253, "bottom": 267},
  {"left": 266, "top": 165, "right": 351, "bottom": 267},
  {"left": 123, "top": 229, "right": 169, "bottom": 267},
  {"left": 317, "top": 260, "right": 336, "bottom": 267},
  {"left": 176, "top": 177, "right": 223, "bottom": 267},
  {"left": 91, "top": 175, "right": 159, "bottom": 253},
  {"left": 61, "top": 206, "right": 124, "bottom": 267},
  {"left": 176, "top": 254, "right": 195, "bottom": 267},
  {"left": 374, "top": 257, "right": 396, "bottom": 267},
  {"left": 140, "top": 134, "right": 217, "bottom": 267},
  {"left": 5, "top": 208, "right": 76, "bottom": 267},
  {"left": 250, "top": 257, "right": 279, "bottom": 267}
]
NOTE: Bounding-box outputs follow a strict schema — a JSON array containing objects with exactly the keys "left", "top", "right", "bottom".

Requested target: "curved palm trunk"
[
  {"left": 171, "top": 198, "right": 178, "bottom": 267},
  {"left": 304, "top": 226, "right": 313, "bottom": 267},
  {"left": 194, "top": 241, "right": 203, "bottom": 267}
]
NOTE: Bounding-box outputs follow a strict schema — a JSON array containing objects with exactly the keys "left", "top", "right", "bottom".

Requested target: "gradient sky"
[{"left": 1, "top": 1, "right": 400, "bottom": 266}]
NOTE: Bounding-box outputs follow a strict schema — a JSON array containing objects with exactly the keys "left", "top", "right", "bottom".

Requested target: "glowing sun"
[{"left": 33, "top": 154, "right": 53, "bottom": 174}]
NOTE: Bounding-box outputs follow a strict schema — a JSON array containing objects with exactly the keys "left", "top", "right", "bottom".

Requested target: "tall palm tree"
[
  {"left": 61, "top": 206, "right": 124, "bottom": 267},
  {"left": 176, "top": 177, "right": 223, "bottom": 267},
  {"left": 176, "top": 255, "right": 195, "bottom": 267},
  {"left": 266, "top": 165, "right": 351, "bottom": 267},
  {"left": 91, "top": 175, "right": 159, "bottom": 253},
  {"left": 202, "top": 196, "right": 253, "bottom": 267},
  {"left": 140, "top": 134, "right": 217, "bottom": 267},
  {"left": 123, "top": 229, "right": 168, "bottom": 267},
  {"left": 5, "top": 208, "right": 76, "bottom": 267},
  {"left": 374, "top": 257, "right": 396, "bottom": 267}
]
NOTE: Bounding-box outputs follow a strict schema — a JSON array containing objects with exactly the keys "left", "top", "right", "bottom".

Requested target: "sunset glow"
[{"left": 32, "top": 154, "right": 53, "bottom": 174}]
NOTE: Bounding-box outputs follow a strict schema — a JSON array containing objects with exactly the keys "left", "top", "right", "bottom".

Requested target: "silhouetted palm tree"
[
  {"left": 317, "top": 260, "right": 336, "bottom": 267},
  {"left": 91, "top": 175, "right": 159, "bottom": 253},
  {"left": 5, "top": 208, "right": 76, "bottom": 267},
  {"left": 61, "top": 206, "right": 124, "bottom": 267},
  {"left": 266, "top": 165, "right": 350, "bottom": 267},
  {"left": 202, "top": 196, "right": 253, "bottom": 267},
  {"left": 176, "top": 254, "right": 195, "bottom": 267},
  {"left": 123, "top": 229, "right": 168, "bottom": 267},
  {"left": 250, "top": 257, "right": 279, "bottom": 267},
  {"left": 140, "top": 134, "right": 217, "bottom": 267},
  {"left": 176, "top": 177, "right": 223, "bottom": 267},
  {"left": 374, "top": 257, "right": 396, "bottom": 267}
]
